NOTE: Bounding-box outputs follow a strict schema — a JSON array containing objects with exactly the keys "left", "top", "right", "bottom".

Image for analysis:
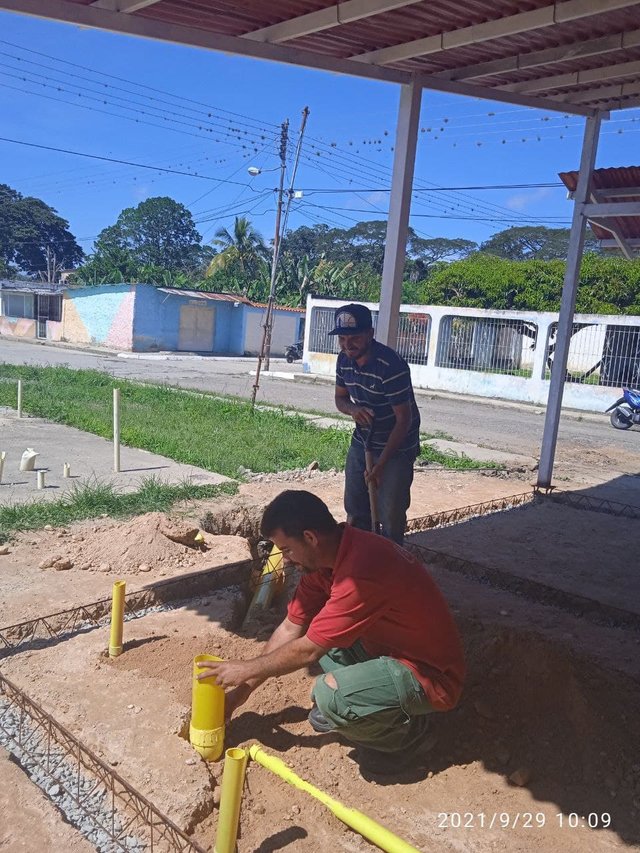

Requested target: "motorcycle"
[
  {"left": 285, "top": 340, "right": 303, "bottom": 363},
  {"left": 605, "top": 388, "right": 640, "bottom": 430}
]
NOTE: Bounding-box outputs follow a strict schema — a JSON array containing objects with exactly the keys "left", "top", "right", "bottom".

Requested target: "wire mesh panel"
[
  {"left": 397, "top": 312, "right": 431, "bottom": 365},
  {"left": 436, "top": 315, "right": 537, "bottom": 377},
  {"left": 545, "top": 322, "right": 640, "bottom": 387}
]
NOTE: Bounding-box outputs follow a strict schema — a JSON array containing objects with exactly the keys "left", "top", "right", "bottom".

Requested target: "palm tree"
[{"left": 205, "top": 217, "right": 268, "bottom": 281}]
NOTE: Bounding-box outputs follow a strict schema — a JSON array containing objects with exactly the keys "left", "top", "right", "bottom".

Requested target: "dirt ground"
[{"left": 1, "top": 467, "right": 640, "bottom": 852}]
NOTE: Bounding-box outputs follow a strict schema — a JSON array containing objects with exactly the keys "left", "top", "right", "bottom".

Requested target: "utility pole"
[
  {"left": 251, "top": 109, "right": 310, "bottom": 408},
  {"left": 250, "top": 121, "right": 288, "bottom": 409}
]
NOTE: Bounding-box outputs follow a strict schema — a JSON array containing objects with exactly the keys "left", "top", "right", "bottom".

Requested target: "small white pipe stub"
[
  {"left": 20, "top": 449, "right": 39, "bottom": 472},
  {"left": 63, "top": 463, "right": 71, "bottom": 478},
  {"left": 0, "top": 451, "right": 6, "bottom": 483},
  {"left": 37, "top": 471, "right": 46, "bottom": 489}
]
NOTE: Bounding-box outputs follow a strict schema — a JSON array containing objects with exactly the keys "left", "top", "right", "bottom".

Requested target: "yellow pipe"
[
  {"left": 108, "top": 580, "right": 126, "bottom": 657},
  {"left": 243, "top": 544, "right": 284, "bottom": 628},
  {"left": 214, "top": 748, "right": 248, "bottom": 853},
  {"left": 190, "top": 655, "right": 225, "bottom": 761},
  {"left": 248, "top": 745, "right": 421, "bottom": 853}
]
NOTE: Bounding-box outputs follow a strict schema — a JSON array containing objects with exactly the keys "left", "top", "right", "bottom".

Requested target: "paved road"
[{"left": 1, "top": 337, "right": 639, "bottom": 470}]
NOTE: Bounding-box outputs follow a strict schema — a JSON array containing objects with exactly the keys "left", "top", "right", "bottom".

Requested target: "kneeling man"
[{"left": 198, "top": 490, "right": 465, "bottom": 773}]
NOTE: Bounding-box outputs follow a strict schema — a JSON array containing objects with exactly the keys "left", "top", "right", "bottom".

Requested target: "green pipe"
[{"left": 248, "top": 744, "right": 421, "bottom": 853}]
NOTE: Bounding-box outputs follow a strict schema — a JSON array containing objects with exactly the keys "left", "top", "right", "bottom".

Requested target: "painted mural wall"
[
  {"left": 0, "top": 317, "right": 36, "bottom": 338},
  {"left": 132, "top": 286, "right": 243, "bottom": 353},
  {"left": 63, "top": 286, "right": 135, "bottom": 349}
]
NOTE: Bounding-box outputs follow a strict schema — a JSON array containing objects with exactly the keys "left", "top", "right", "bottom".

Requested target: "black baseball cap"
[{"left": 328, "top": 303, "right": 373, "bottom": 336}]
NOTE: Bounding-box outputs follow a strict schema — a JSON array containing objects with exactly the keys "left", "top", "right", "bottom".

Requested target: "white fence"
[{"left": 304, "top": 298, "right": 640, "bottom": 412}]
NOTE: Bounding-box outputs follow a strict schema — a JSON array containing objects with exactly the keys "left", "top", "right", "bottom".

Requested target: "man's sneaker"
[{"left": 308, "top": 705, "right": 335, "bottom": 733}]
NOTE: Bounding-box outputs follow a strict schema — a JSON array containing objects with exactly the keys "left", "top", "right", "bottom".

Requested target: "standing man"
[
  {"left": 329, "top": 303, "right": 420, "bottom": 543},
  {"left": 198, "top": 490, "right": 465, "bottom": 776}
]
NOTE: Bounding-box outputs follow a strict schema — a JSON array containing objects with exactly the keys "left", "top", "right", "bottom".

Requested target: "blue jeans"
[{"left": 344, "top": 439, "right": 415, "bottom": 544}]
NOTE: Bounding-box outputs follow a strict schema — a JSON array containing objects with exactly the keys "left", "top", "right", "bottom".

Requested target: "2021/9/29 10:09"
[{"left": 437, "top": 812, "right": 612, "bottom": 829}]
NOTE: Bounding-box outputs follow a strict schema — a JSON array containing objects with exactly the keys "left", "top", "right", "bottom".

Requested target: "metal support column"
[
  {"left": 376, "top": 78, "right": 422, "bottom": 347},
  {"left": 537, "top": 113, "right": 603, "bottom": 489}
]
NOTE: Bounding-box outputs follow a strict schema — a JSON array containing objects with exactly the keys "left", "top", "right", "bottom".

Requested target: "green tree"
[
  {"left": 206, "top": 216, "right": 268, "bottom": 281},
  {"left": 0, "top": 183, "right": 83, "bottom": 278},
  {"left": 480, "top": 225, "right": 599, "bottom": 260},
  {"left": 86, "top": 197, "right": 205, "bottom": 279}
]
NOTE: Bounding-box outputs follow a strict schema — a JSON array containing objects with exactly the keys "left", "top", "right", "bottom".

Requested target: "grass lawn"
[
  {"left": 0, "top": 365, "right": 351, "bottom": 476},
  {"left": 0, "top": 365, "right": 499, "bottom": 482},
  {"left": 0, "top": 479, "right": 237, "bottom": 543}
]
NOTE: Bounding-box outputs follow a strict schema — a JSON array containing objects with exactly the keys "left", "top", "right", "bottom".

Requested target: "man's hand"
[
  {"left": 350, "top": 404, "right": 374, "bottom": 427},
  {"left": 196, "top": 658, "right": 257, "bottom": 690},
  {"left": 365, "top": 460, "right": 385, "bottom": 489}
]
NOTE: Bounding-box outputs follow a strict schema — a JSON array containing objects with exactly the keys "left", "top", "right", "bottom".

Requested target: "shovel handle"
[{"left": 364, "top": 447, "right": 381, "bottom": 535}]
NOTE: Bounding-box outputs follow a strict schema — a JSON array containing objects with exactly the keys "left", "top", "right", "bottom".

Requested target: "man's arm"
[
  {"left": 366, "top": 401, "right": 412, "bottom": 487},
  {"left": 335, "top": 385, "right": 373, "bottom": 426},
  {"left": 197, "top": 617, "right": 326, "bottom": 717}
]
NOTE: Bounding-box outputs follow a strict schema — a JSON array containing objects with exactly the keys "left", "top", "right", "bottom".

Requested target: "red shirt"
[{"left": 287, "top": 525, "right": 465, "bottom": 711}]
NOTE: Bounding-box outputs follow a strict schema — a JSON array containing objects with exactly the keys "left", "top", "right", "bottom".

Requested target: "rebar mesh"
[{"left": 0, "top": 673, "right": 206, "bottom": 853}]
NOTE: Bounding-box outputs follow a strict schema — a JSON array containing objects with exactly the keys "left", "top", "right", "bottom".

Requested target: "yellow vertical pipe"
[
  {"left": 108, "top": 580, "right": 126, "bottom": 657},
  {"left": 190, "top": 654, "right": 225, "bottom": 761},
  {"left": 248, "top": 745, "right": 421, "bottom": 853},
  {"left": 214, "top": 748, "right": 248, "bottom": 853}
]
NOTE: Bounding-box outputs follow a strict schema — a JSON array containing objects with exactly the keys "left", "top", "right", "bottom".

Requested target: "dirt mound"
[{"left": 36, "top": 512, "right": 249, "bottom": 576}]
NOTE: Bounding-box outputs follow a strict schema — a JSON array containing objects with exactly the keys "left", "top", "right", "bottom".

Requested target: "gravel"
[{"left": 0, "top": 698, "right": 146, "bottom": 852}]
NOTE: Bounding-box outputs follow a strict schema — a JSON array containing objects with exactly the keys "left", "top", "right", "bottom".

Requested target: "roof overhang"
[
  {"left": 560, "top": 165, "right": 640, "bottom": 257},
  {"left": 3, "top": 0, "right": 640, "bottom": 116}
]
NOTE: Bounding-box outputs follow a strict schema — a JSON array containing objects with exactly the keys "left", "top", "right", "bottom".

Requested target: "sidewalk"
[{"left": 0, "top": 409, "right": 230, "bottom": 506}]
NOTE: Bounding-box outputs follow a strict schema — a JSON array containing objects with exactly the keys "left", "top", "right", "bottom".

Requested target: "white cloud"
[{"left": 505, "top": 186, "right": 553, "bottom": 211}]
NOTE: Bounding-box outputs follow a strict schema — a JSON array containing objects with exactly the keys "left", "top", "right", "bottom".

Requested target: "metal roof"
[
  {"left": 559, "top": 164, "right": 640, "bottom": 255},
  {"left": 157, "top": 287, "right": 305, "bottom": 310},
  {"left": 3, "top": 0, "right": 640, "bottom": 115},
  {"left": 0, "top": 279, "right": 65, "bottom": 294}
]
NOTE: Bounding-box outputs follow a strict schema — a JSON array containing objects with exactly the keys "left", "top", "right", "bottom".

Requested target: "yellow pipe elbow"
[
  {"left": 190, "top": 654, "right": 225, "bottom": 761},
  {"left": 214, "top": 748, "right": 248, "bottom": 853},
  {"left": 108, "top": 580, "right": 126, "bottom": 657},
  {"left": 248, "top": 745, "right": 421, "bottom": 853}
]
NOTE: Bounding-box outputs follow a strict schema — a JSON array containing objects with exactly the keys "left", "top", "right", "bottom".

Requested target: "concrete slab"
[
  {"left": 0, "top": 409, "right": 231, "bottom": 506},
  {"left": 425, "top": 438, "right": 537, "bottom": 468}
]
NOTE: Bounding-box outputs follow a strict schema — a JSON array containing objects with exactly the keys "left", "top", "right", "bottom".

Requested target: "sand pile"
[{"left": 36, "top": 512, "right": 249, "bottom": 576}]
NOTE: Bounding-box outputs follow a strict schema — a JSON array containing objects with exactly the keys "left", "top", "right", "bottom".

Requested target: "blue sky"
[{"left": 2, "top": 8, "right": 640, "bottom": 258}]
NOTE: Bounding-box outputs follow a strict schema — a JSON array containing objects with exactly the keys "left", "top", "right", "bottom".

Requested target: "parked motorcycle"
[
  {"left": 285, "top": 340, "right": 303, "bottom": 363},
  {"left": 605, "top": 388, "right": 640, "bottom": 430}
]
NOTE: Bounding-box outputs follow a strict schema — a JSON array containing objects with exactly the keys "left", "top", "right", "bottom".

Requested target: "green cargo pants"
[{"left": 311, "top": 641, "right": 433, "bottom": 754}]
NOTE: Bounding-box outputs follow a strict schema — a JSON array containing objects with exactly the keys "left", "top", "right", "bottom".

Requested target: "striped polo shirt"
[{"left": 336, "top": 340, "right": 421, "bottom": 454}]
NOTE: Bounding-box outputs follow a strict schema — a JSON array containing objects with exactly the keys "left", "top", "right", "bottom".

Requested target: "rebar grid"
[
  {"left": 406, "top": 491, "right": 535, "bottom": 534},
  {"left": 407, "top": 540, "right": 640, "bottom": 631},
  {"left": 547, "top": 489, "right": 640, "bottom": 520},
  {"left": 0, "top": 559, "right": 254, "bottom": 658},
  {"left": 0, "top": 673, "right": 207, "bottom": 853}
]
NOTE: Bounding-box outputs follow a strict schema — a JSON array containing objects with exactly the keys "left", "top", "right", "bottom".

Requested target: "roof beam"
[
  {"left": 414, "top": 72, "right": 600, "bottom": 116},
  {"left": 352, "top": 0, "right": 640, "bottom": 65},
  {"left": 598, "top": 237, "right": 640, "bottom": 249},
  {"left": 569, "top": 79, "right": 640, "bottom": 103},
  {"left": 501, "top": 59, "right": 640, "bottom": 94},
  {"left": 587, "top": 218, "right": 635, "bottom": 258},
  {"left": 438, "top": 29, "right": 640, "bottom": 82},
  {"left": 91, "top": 0, "right": 161, "bottom": 12},
  {"left": 582, "top": 201, "right": 640, "bottom": 217},
  {"left": 600, "top": 95, "right": 640, "bottom": 110},
  {"left": 0, "top": 0, "right": 410, "bottom": 85},
  {"left": 243, "top": 0, "right": 423, "bottom": 44},
  {"left": 592, "top": 187, "right": 640, "bottom": 199}
]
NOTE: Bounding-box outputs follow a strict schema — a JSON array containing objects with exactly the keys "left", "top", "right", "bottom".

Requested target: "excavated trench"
[{"left": 1, "top": 497, "right": 639, "bottom": 853}]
